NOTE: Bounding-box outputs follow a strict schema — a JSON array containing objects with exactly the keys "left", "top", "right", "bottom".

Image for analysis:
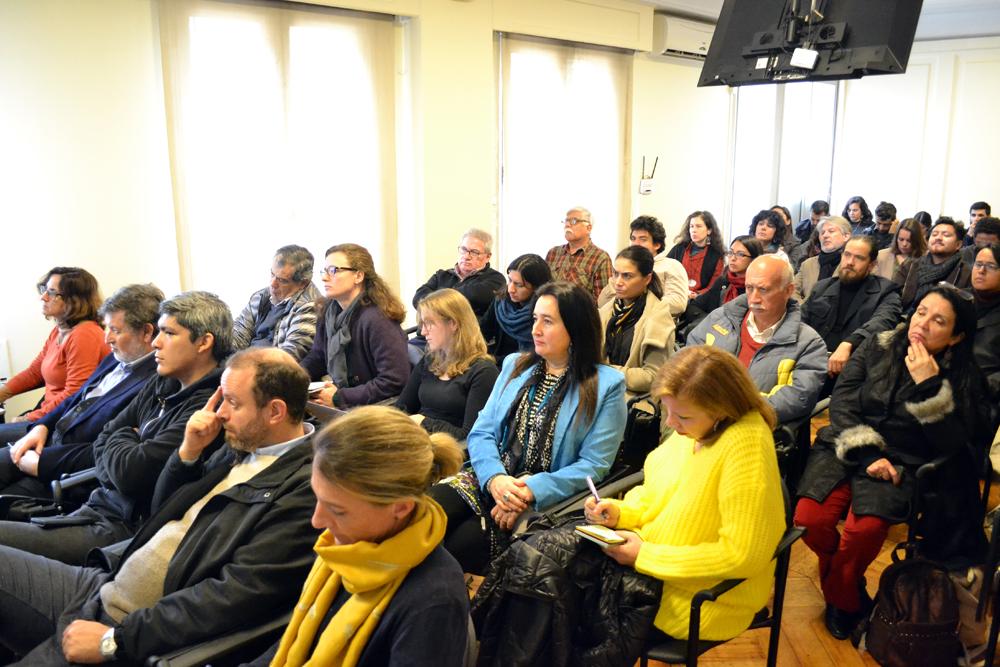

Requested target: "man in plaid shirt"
[{"left": 545, "top": 206, "right": 613, "bottom": 302}]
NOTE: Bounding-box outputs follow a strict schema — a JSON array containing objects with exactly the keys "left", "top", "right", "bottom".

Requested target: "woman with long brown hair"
[
  {"left": 874, "top": 217, "right": 927, "bottom": 280},
  {"left": 300, "top": 244, "right": 410, "bottom": 407}
]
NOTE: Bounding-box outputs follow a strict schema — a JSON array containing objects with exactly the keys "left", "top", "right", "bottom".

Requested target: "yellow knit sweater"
[{"left": 610, "top": 410, "right": 785, "bottom": 640}]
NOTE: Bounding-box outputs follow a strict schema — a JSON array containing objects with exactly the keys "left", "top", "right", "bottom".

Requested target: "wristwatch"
[{"left": 99, "top": 627, "right": 118, "bottom": 660}]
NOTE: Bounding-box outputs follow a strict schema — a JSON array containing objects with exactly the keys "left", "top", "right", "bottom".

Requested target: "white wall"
[
  {"left": 0, "top": 0, "right": 178, "bottom": 417},
  {"left": 831, "top": 37, "right": 1000, "bottom": 222}
]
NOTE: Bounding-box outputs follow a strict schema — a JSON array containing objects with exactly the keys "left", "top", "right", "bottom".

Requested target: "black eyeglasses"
[
  {"left": 935, "top": 281, "right": 974, "bottom": 301},
  {"left": 319, "top": 266, "right": 357, "bottom": 277}
]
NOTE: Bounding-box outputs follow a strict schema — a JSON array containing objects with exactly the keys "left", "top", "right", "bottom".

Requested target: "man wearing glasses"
[
  {"left": 545, "top": 206, "right": 613, "bottom": 301},
  {"left": 231, "top": 245, "right": 322, "bottom": 361},
  {"left": 412, "top": 228, "right": 505, "bottom": 319}
]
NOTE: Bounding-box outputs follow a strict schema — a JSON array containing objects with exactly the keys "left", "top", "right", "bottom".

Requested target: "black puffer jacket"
[{"left": 472, "top": 516, "right": 662, "bottom": 667}]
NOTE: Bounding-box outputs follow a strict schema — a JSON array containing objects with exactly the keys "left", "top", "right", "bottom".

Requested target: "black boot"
[{"left": 824, "top": 604, "right": 863, "bottom": 640}]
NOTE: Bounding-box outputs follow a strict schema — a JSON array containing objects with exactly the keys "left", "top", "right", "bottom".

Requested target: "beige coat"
[
  {"left": 794, "top": 255, "right": 820, "bottom": 302},
  {"left": 874, "top": 247, "right": 905, "bottom": 281},
  {"left": 599, "top": 292, "right": 675, "bottom": 398}
]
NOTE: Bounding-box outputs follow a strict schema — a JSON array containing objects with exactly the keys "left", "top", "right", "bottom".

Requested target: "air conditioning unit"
[{"left": 652, "top": 14, "right": 715, "bottom": 60}]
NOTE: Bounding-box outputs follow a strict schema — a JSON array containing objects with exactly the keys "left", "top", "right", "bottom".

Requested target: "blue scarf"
[{"left": 495, "top": 297, "right": 534, "bottom": 348}]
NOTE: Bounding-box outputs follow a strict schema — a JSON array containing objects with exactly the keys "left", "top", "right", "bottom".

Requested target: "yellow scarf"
[{"left": 269, "top": 498, "right": 447, "bottom": 667}]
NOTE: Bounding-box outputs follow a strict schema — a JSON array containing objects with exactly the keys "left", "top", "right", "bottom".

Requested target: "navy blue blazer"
[{"left": 35, "top": 353, "right": 157, "bottom": 450}]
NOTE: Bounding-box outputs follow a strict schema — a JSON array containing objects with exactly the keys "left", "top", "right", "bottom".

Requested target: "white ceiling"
[{"left": 643, "top": 0, "right": 1000, "bottom": 40}]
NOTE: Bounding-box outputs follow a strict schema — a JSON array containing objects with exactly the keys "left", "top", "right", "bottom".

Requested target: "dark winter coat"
[
  {"left": 472, "top": 517, "right": 662, "bottom": 667},
  {"left": 796, "top": 327, "right": 991, "bottom": 568},
  {"left": 800, "top": 274, "right": 902, "bottom": 351}
]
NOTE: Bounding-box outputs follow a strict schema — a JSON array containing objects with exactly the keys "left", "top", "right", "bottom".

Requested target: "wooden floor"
[{"left": 469, "top": 410, "right": 998, "bottom": 666}]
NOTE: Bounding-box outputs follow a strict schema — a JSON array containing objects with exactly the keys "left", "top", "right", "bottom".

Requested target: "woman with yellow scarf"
[{"left": 246, "top": 406, "right": 468, "bottom": 667}]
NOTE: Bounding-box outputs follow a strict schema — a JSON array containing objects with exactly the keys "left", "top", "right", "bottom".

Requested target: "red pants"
[{"left": 794, "top": 482, "right": 892, "bottom": 612}]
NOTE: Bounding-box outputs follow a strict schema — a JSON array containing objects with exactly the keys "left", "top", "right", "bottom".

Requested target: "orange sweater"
[{"left": 5, "top": 322, "right": 110, "bottom": 421}]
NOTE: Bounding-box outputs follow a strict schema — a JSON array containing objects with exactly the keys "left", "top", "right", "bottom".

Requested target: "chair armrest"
[
  {"left": 51, "top": 467, "right": 98, "bottom": 507},
  {"left": 404, "top": 325, "right": 419, "bottom": 336},
  {"left": 915, "top": 453, "right": 955, "bottom": 481},
  {"left": 145, "top": 611, "right": 292, "bottom": 667}
]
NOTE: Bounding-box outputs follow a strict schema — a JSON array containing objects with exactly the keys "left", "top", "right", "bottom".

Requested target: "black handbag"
[{"left": 615, "top": 394, "right": 662, "bottom": 472}]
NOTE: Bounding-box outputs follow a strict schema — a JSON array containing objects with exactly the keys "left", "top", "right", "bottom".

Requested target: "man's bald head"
[{"left": 744, "top": 255, "right": 795, "bottom": 331}]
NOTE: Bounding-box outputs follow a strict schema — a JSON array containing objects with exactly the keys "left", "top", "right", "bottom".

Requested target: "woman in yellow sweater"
[{"left": 584, "top": 345, "right": 786, "bottom": 641}]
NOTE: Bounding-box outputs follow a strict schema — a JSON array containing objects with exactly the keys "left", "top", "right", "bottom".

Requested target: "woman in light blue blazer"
[{"left": 430, "top": 282, "right": 626, "bottom": 573}]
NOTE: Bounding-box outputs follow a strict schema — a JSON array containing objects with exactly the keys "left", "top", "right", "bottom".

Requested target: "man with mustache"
[
  {"left": 688, "top": 255, "right": 827, "bottom": 425},
  {"left": 801, "top": 236, "right": 902, "bottom": 397},
  {"left": 231, "top": 245, "right": 322, "bottom": 361},
  {"left": 895, "top": 217, "right": 972, "bottom": 312}
]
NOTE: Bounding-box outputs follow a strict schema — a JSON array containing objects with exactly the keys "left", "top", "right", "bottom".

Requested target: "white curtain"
[
  {"left": 158, "top": 0, "right": 398, "bottom": 309},
  {"left": 498, "top": 34, "right": 631, "bottom": 268}
]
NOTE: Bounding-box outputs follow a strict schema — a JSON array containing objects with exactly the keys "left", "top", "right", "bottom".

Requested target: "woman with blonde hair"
[
  {"left": 396, "top": 288, "right": 499, "bottom": 440},
  {"left": 301, "top": 243, "right": 410, "bottom": 407},
  {"left": 585, "top": 345, "right": 785, "bottom": 642},
  {"left": 249, "top": 405, "right": 470, "bottom": 667}
]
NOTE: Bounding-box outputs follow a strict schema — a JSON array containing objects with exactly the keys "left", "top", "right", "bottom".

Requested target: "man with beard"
[
  {"left": 872, "top": 202, "right": 897, "bottom": 251},
  {"left": 0, "top": 348, "right": 318, "bottom": 665},
  {"left": 895, "top": 217, "right": 972, "bottom": 312},
  {"left": 795, "top": 216, "right": 851, "bottom": 301},
  {"left": 801, "top": 236, "right": 902, "bottom": 396},
  {"left": 232, "top": 245, "right": 322, "bottom": 361},
  {"left": 688, "top": 255, "right": 827, "bottom": 425}
]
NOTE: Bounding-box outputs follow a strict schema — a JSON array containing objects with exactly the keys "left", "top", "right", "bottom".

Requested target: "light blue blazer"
[{"left": 467, "top": 354, "right": 627, "bottom": 510}]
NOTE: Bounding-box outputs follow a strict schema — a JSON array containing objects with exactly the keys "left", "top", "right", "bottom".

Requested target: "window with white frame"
[
  {"left": 158, "top": 0, "right": 399, "bottom": 309},
  {"left": 497, "top": 34, "right": 631, "bottom": 267}
]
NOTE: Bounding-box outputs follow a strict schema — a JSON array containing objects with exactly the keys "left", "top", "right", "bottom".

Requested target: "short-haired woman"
[
  {"left": 874, "top": 218, "right": 927, "bottom": 281},
  {"left": 584, "top": 345, "right": 785, "bottom": 641},
  {"left": 750, "top": 209, "right": 790, "bottom": 262},
  {"left": 396, "top": 289, "right": 499, "bottom": 441},
  {"left": 249, "top": 406, "right": 470, "bottom": 666},
  {"left": 478, "top": 253, "right": 552, "bottom": 366},
  {"left": 795, "top": 284, "right": 991, "bottom": 640},
  {"left": 300, "top": 244, "right": 410, "bottom": 407},
  {"left": 431, "top": 282, "right": 626, "bottom": 573},
  {"left": 0, "top": 267, "right": 109, "bottom": 441},
  {"left": 599, "top": 246, "right": 674, "bottom": 398},
  {"left": 667, "top": 211, "right": 726, "bottom": 298}
]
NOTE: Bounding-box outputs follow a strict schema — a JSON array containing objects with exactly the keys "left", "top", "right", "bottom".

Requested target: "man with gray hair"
[
  {"left": 546, "top": 206, "right": 613, "bottom": 301},
  {"left": 688, "top": 255, "right": 827, "bottom": 426},
  {"left": 0, "top": 284, "right": 165, "bottom": 499},
  {"left": 0, "top": 291, "right": 233, "bottom": 566},
  {"left": 232, "top": 245, "right": 321, "bottom": 361},
  {"left": 795, "top": 215, "right": 852, "bottom": 301},
  {"left": 412, "top": 228, "right": 505, "bottom": 318}
]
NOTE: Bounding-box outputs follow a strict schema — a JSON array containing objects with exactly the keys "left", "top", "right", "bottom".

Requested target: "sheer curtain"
[
  {"left": 498, "top": 34, "right": 631, "bottom": 267},
  {"left": 158, "top": 0, "right": 398, "bottom": 309}
]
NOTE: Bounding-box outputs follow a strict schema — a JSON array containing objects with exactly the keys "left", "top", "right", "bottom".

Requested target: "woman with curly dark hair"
[{"left": 667, "top": 210, "right": 726, "bottom": 298}]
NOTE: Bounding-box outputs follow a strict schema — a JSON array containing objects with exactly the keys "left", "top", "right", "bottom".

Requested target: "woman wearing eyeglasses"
[
  {"left": 300, "top": 244, "right": 410, "bottom": 407},
  {"left": 972, "top": 242, "right": 1000, "bottom": 397},
  {"left": 599, "top": 246, "right": 674, "bottom": 398},
  {"left": 687, "top": 236, "right": 765, "bottom": 322},
  {"left": 0, "top": 267, "right": 109, "bottom": 442},
  {"left": 794, "top": 284, "right": 991, "bottom": 641}
]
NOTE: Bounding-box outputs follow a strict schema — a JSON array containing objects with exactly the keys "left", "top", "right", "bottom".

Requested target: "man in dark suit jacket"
[
  {"left": 801, "top": 236, "right": 902, "bottom": 396},
  {"left": 0, "top": 284, "right": 164, "bottom": 498}
]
